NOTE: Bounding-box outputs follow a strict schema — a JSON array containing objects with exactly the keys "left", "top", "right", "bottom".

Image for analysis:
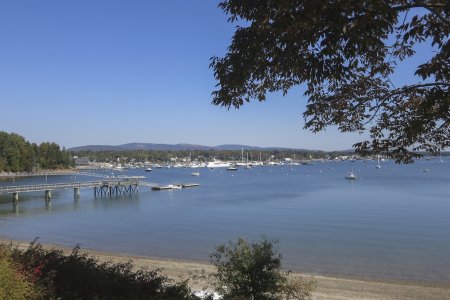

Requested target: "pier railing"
[
  {"left": 0, "top": 181, "right": 105, "bottom": 195},
  {"left": 0, "top": 179, "right": 140, "bottom": 202}
]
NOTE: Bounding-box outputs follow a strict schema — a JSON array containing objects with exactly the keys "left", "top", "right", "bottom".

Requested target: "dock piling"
[
  {"left": 74, "top": 187, "right": 80, "bottom": 198},
  {"left": 45, "top": 190, "right": 52, "bottom": 201}
]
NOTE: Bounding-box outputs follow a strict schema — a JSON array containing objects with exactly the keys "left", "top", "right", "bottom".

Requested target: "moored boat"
[
  {"left": 345, "top": 171, "right": 357, "bottom": 180},
  {"left": 151, "top": 185, "right": 173, "bottom": 190},
  {"left": 206, "top": 160, "right": 231, "bottom": 168}
]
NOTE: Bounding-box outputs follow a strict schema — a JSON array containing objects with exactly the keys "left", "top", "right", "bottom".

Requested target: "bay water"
[{"left": 1, "top": 159, "right": 449, "bottom": 282}]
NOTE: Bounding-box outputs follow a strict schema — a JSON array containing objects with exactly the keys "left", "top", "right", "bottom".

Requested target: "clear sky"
[{"left": 0, "top": 1, "right": 424, "bottom": 151}]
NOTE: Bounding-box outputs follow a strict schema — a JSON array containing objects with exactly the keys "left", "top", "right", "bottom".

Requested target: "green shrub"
[
  {"left": 210, "top": 237, "right": 315, "bottom": 300},
  {"left": 4, "top": 240, "right": 199, "bottom": 300},
  {"left": 0, "top": 246, "right": 38, "bottom": 300}
]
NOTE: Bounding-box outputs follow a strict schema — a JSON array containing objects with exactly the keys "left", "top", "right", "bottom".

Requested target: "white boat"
[
  {"left": 113, "top": 164, "right": 125, "bottom": 171},
  {"left": 235, "top": 148, "right": 246, "bottom": 167},
  {"left": 226, "top": 166, "right": 238, "bottom": 171},
  {"left": 206, "top": 160, "right": 230, "bottom": 168},
  {"left": 376, "top": 155, "right": 381, "bottom": 169},
  {"left": 145, "top": 167, "right": 152, "bottom": 172},
  {"left": 191, "top": 166, "right": 200, "bottom": 176},
  {"left": 182, "top": 183, "right": 200, "bottom": 188},
  {"left": 152, "top": 184, "right": 173, "bottom": 190},
  {"left": 345, "top": 171, "right": 357, "bottom": 180}
]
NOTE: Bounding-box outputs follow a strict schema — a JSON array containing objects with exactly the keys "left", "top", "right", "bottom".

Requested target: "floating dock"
[{"left": 150, "top": 183, "right": 199, "bottom": 191}]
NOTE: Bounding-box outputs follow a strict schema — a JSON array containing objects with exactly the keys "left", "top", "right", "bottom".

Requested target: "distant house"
[{"left": 74, "top": 157, "right": 90, "bottom": 166}]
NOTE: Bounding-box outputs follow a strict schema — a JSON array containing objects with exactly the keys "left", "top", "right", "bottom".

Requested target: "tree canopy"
[
  {"left": 0, "top": 131, "right": 73, "bottom": 172},
  {"left": 211, "top": 0, "right": 449, "bottom": 163}
]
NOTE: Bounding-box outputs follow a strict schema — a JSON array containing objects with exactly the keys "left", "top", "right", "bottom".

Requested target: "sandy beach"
[{"left": 2, "top": 238, "right": 449, "bottom": 300}]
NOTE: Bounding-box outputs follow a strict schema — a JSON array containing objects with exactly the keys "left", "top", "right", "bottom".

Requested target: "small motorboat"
[
  {"left": 152, "top": 185, "right": 173, "bottom": 190},
  {"left": 345, "top": 171, "right": 357, "bottom": 180}
]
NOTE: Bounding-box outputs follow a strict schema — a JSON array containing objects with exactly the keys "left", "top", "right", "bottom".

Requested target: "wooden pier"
[{"left": 0, "top": 179, "right": 140, "bottom": 203}]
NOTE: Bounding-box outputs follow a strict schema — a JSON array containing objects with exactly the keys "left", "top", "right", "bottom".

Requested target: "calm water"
[{"left": 1, "top": 159, "right": 449, "bottom": 282}]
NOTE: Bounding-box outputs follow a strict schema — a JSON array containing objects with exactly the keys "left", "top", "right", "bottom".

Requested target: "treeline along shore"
[
  {"left": 72, "top": 148, "right": 337, "bottom": 165},
  {"left": 0, "top": 131, "right": 73, "bottom": 173},
  {"left": 2, "top": 131, "right": 447, "bottom": 175},
  {"left": 0, "top": 131, "right": 351, "bottom": 175}
]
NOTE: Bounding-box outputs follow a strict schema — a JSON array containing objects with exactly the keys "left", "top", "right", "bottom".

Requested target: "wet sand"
[{"left": 2, "top": 238, "right": 449, "bottom": 299}]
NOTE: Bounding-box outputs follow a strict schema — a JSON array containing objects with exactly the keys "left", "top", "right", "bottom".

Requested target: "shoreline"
[
  {"left": 1, "top": 237, "right": 449, "bottom": 300},
  {"left": 0, "top": 169, "right": 77, "bottom": 178}
]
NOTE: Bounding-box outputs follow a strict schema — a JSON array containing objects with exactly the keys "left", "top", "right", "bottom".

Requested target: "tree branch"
[
  {"left": 392, "top": 2, "right": 450, "bottom": 26},
  {"left": 363, "top": 82, "right": 449, "bottom": 126},
  {"left": 386, "top": 82, "right": 450, "bottom": 98},
  {"left": 393, "top": 3, "right": 447, "bottom": 11},
  {"left": 425, "top": 6, "right": 450, "bottom": 26}
]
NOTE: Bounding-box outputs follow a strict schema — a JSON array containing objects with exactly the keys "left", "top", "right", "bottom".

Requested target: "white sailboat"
[
  {"left": 345, "top": 170, "right": 357, "bottom": 180},
  {"left": 376, "top": 155, "right": 381, "bottom": 169},
  {"left": 236, "top": 148, "right": 247, "bottom": 167},
  {"left": 191, "top": 166, "right": 200, "bottom": 176},
  {"left": 244, "top": 152, "right": 252, "bottom": 169}
]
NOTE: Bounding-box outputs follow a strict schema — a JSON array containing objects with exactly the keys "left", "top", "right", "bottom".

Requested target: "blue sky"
[{"left": 0, "top": 1, "right": 426, "bottom": 151}]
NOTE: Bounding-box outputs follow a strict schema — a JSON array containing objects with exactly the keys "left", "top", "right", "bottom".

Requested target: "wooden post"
[
  {"left": 74, "top": 187, "right": 80, "bottom": 198},
  {"left": 45, "top": 190, "right": 52, "bottom": 201},
  {"left": 13, "top": 201, "right": 19, "bottom": 214},
  {"left": 12, "top": 192, "right": 19, "bottom": 203}
]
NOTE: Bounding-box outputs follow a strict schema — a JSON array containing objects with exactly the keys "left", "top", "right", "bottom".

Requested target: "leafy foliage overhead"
[{"left": 211, "top": 0, "right": 450, "bottom": 162}]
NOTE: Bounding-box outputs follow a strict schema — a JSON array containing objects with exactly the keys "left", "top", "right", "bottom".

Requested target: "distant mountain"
[
  {"left": 68, "top": 145, "right": 120, "bottom": 151},
  {"left": 214, "top": 144, "right": 265, "bottom": 151},
  {"left": 68, "top": 143, "right": 326, "bottom": 152},
  {"left": 68, "top": 143, "right": 213, "bottom": 152}
]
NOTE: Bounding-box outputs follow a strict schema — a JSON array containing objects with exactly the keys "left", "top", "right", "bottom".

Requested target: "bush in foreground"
[
  {"left": 0, "top": 245, "right": 41, "bottom": 300},
  {"left": 209, "top": 237, "right": 315, "bottom": 300},
  {"left": 2, "top": 238, "right": 315, "bottom": 299},
  {"left": 3, "top": 240, "right": 199, "bottom": 300}
]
